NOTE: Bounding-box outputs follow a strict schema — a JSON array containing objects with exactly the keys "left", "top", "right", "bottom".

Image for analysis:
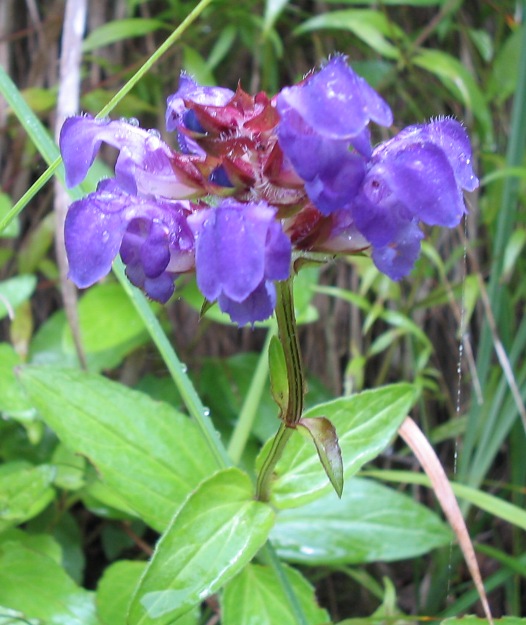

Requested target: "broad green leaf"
[
  {"left": 0, "top": 343, "right": 36, "bottom": 420},
  {"left": 0, "top": 462, "right": 55, "bottom": 533},
  {"left": 128, "top": 468, "right": 275, "bottom": 625},
  {"left": 412, "top": 49, "right": 493, "bottom": 145},
  {"left": 0, "top": 529, "right": 62, "bottom": 564},
  {"left": 97, "top": 561, "right": 198, "bottom": 625},
  {"left": 259, "top": 384, "right": 416, "bottom": 508},
  {"left": 272, "top": 478, "right": 451, "bottom": 564},
  {"left": 221, "top": 563, "right": 329, "bottom": 625},
  {"left": 297, "top": 417, "right": 343, "bottom": 498},
  {"left": 0, "top": 607, "right": 40, "bottom": 625},
  {"left": 82, "top": 19, "right": 169, "bottom": 53},
  {"left": 51, "top": 443, "right": 87, "bottom": 491},
  {"left": 19, "top": 367, "right": 219, "bottom": 531},
  {"left": 0, "top": 540, "right": 100, "bottom": 625},
  {"left": 30, "top": 282, "right": 157, "bottom": 372},
  {"left": 0, "top": 275, "right": 36, "bottom": 321},
  {"left": 295, "top": 10, "right": 405, "bottom": 60}
]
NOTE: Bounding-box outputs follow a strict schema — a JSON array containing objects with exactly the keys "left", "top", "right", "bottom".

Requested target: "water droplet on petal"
[{"left": 101, "top": 230, "right": 110, "bottom": 243}]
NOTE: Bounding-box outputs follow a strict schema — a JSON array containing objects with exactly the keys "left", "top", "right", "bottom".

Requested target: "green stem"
[
  {"left": 274, "top": 279, "right": 305, "bottom": 425},
  {"left": 228, "top": 326, "right": 276, "bottom": 464},
  {"left": 256, "top": 278, "right": 306, "bottom": 501},
  {"left": 255, "top": 422, "right": 293, "bottom": 502}
]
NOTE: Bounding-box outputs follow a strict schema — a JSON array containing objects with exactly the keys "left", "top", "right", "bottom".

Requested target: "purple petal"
[
  {"left": 371, "top": 142, "right": 466, "bottom": 227},
  {"left": 64, "top": 189, "right": 127, "bottom": 287},
  {"left": 277, "top": 108, "right": 366, "bottom": 215},
  {"left": 64, "top": 181, "right": 195, "bottom": 297},
  {"left": 371, "top": 222, "right": 424, "bottom": 280},
  {"left": 377, "top": 118, "right": 479, "bottom": 193},
  {"left": 188, "top": 199, "right": 291, "bottom": 324},
  {"left": 276, "top": 55, "right": 392, "bottom": 142},
  {"left": 166, "top": 72, "right": 234, "bottom": 132},
  {"left": 423, "top": 118, "right": 479, "bottom": 192},
  {"left": 218, "top": 281, "right": 276, "bottom": 327},
  {"left": 59, "top": 115, "right": 199, "bottom": 199}
]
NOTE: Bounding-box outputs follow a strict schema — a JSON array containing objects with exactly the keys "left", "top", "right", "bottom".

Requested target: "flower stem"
[
  {"left": 274, "top": 278, "right": 305, "bottom": 425},
  {"left": 256, "top": 278, "right": 306, "bottom": 501}
]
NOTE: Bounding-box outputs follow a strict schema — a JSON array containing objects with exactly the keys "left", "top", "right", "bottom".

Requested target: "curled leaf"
[{"left": 297, "top": 416, "right": 343, "bottom": 498}]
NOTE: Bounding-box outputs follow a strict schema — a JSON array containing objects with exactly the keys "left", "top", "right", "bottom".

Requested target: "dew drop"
[
  {"left": 203, "top": 407, "right": 211, "bottom": 417},
  {"left": 180, "top": 362, "right": 188, "bottom": 373},
  {"left": 101, "top": 230, "right": 110, "bottom": 243}
]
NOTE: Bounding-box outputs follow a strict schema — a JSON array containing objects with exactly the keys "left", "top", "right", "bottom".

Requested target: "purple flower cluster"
[{"left": 60, "top": 55, "right": 478, "bottom": 325}]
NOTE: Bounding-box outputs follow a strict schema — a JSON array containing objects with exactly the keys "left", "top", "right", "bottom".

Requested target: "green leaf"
[
  {"left": 0, "top": 540, "right": 100, "bottom": 625},
  {"left": 295, "top": 10, "right": 405, "bottom": 60},
  {"left": 97, "top": 561, "right": 199, "bottom": 625},
  {"left": 0, "top": 194, "right": 19, "bottom": 238},
  {"left": 30, "top": 282, "right": 158, "bottom": 372},
  {"left": 0, "top": 275, "right": 37, "bottom": 321},
  {"left": 0, "top": 607, "right": 40, "bottom": 625},
  {"left": 487, "top": 28, "right": 523, "bottom": 104},
  {"left": 221, "top": 563, "right": 329, "bottom": 625},
  {"left": 82, "top": 19, "right": 169, "bottom": 53},
  {"left": 271, "top": 477, "right": 451, "bottom": 564},
  {"left": 0, "top": 529, "right": 62, "bottom": 564},
  {"left": 0, "top": 343, "right": 36, "bottom": 420},
  {"left": 182, "top": 46, "right": 216, "bottom": 85},
  {"left": 128, "top": 468, "right": 275, "bottom": 625},
  {"left": 269, "top": 335, "right": 289, "bottom": 418},
  {"left": 97, "top": 561, "right": 146, "bottom": 625},
  {"left": 297, "top": 417, "right": 343, "bottom": 498},
  {"left": 19, "top": 367, "right": 219, "bottom": 531},
  {"left": 412, "top": 49, "right": 493, "bottom": 145},
  {"left": 0, "top": 462, "right": 56, "bottom": 534},
  {"left": 258, "top": 384, "right": 416, "bottom": 508},
  {"left": 263, "top": 0, "right": 290, "bottom": 35}
]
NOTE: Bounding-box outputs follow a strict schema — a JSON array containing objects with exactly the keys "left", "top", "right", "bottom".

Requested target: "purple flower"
[
  {"left": 188, "top": 199, "right": 291, "bottom": 325},
  {"left": 59, "top": 115, "right": 202, "bottom": 199},
  {"left": 349, "top": 118, "right": 479, "bottom": 279},
  {"left": 64, "top": 180, "right": 195, "bottom": 302},
  {"left": 276, "top": 55, "right": 393, "bottom": 216}
]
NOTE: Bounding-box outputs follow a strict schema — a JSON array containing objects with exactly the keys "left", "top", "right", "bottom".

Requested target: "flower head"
[{"left": 60, "top": 57, "right": 478, "bottom": 324}]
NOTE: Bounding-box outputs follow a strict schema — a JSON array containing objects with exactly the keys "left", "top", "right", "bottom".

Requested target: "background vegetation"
[{"left": 0, "top": 0, "right": 525, "bottom": 623}]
